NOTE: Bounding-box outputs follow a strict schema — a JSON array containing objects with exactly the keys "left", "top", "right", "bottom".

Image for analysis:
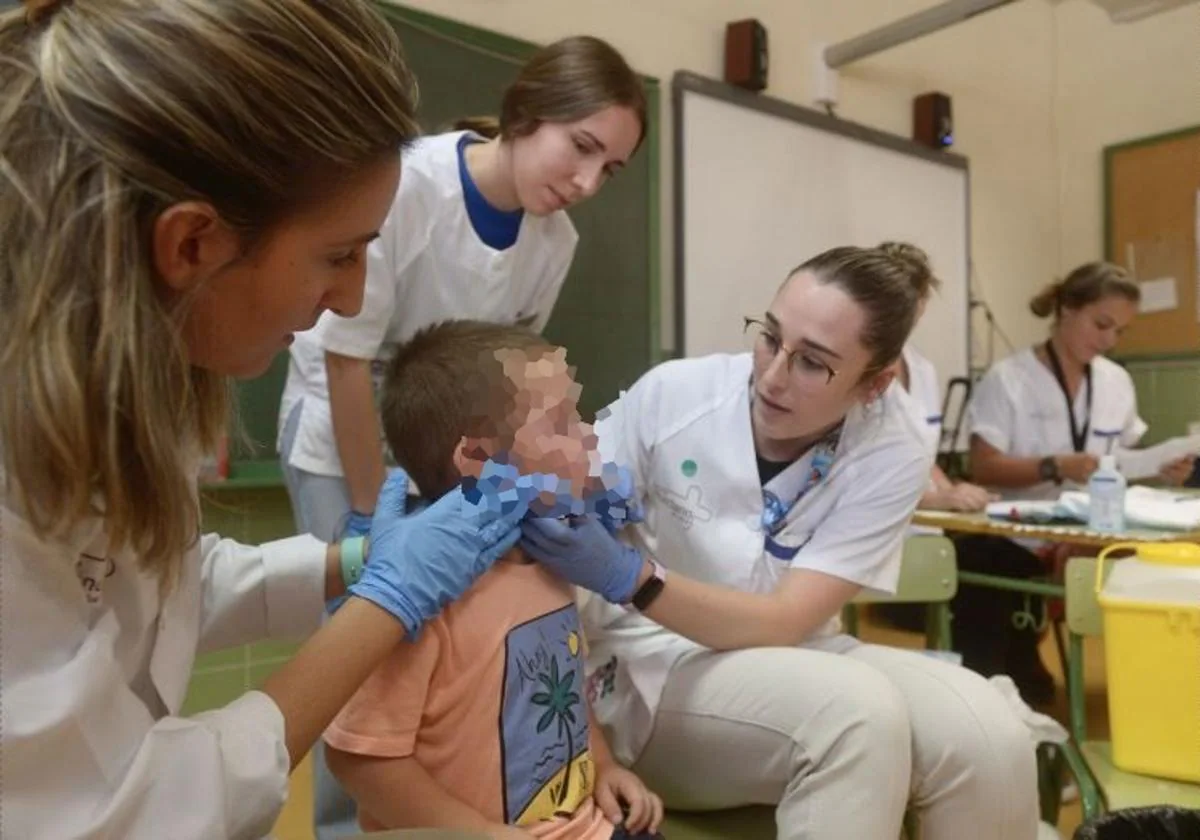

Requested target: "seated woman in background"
[
  {"left": 954, "top": 261, "right": 1192, "bottom": 703},
  {"left": 895, "top": 278, "right": 991, "bottom": 513},
  {"left": 879, "top": 285, "right": 994, "bottom": 634}
]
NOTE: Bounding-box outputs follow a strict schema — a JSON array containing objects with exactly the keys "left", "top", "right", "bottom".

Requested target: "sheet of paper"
[
  {"left": 1138, "top": 276, "right": 1178, "bottom": 313},
  {"left": 1116, "top": 434, "right": 1200, "bottom": 481}
]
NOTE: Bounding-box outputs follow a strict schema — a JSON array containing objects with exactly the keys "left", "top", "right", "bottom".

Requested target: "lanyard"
[
  {"left": 1044, "top": 340, "right": 1092, "bottom": 453},
  {"left": 761, "top": 427, "right": 841, "bottom": 536}
]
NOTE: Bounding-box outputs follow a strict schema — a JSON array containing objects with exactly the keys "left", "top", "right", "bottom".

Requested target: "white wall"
[
  {"left": 1053, "top": 1, "right": 1200, "bottom": 271},
  {"left": 385, "top": 0, "right": 1195, "bottom": 365}
]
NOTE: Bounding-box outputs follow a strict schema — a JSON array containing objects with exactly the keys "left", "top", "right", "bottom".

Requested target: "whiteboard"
[{"left": 674, "top": 72, "right": 970, "bottom": 431}]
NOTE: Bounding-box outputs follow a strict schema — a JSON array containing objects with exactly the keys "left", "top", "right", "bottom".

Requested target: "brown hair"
[
  {"left": 1029, "top": 261, "right": 1140, "bottom": 319},
  {"left": 450, "top": 116, "right": 502, "bottom": 140},
  {"left": 0, "top": 0, "right": 419, "bottom": 586},
  {"left": 790, "top": 242, "right": 941, "bottom": 376},
  {"left": 454, "top": 36, "right": 647, "bottom": 149},
  {"left": 380, "top": 320, "right": 555, "bottom": 501}
]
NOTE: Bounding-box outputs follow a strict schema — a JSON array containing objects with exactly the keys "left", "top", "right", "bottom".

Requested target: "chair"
[
  {"left": 843, "top": 534, "right": 958, "bottom": 650},
  {"left": 1060, "top": 556, "right": 1200, "bottom": 821},
  {"left": 659, "top": 537, "right": 958, "bottom": 840}
]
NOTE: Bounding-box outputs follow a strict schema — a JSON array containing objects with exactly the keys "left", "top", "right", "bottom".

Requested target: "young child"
[{"left": 324, "top": 321, "right": 664, "bottom": 840}]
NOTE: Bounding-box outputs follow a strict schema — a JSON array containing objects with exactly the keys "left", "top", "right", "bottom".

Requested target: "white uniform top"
[
  {"left": 968, "top": 347, "right": 1147, "bottom": 501},
  {"left": 901, "top": 343, "right": 943, "bottom": 458},
  {"left": 582, "top": 353, "right": 934, "bottom": 765},
  {"left": 0, "top": 469, "right": 327, "bottom": 839},
  {"left": 280, "top": 131, "right": 579, "bottom": 477}
]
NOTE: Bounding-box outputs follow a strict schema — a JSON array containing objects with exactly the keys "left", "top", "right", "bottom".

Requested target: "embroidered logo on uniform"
[
  {"left": 76, "top": 552, "right": 115, "bottom": 604},
  {"left": 653, "top": 484, "right": 713, "bottom": 530}
]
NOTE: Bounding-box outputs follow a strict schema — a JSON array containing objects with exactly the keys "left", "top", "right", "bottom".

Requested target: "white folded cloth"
[{"left": 987, "top": 486, "right": 1200, "bottom": 532}]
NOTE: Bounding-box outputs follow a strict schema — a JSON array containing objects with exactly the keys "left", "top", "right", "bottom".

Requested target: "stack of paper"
[{"left": 1116, "top": 435, "right": 1200, "bottom": 481}]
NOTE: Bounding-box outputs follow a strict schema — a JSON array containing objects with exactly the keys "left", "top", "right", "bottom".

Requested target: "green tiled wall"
[
  {"left": 182, "top": 485, "right": 302, "bottom": 716},
  {"left": 1125, "top": 356, "right": 1200, "bottom": 446}
]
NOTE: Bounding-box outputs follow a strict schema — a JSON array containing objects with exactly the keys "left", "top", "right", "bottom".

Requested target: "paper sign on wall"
[{"left": 1139, "top": 276, "right": 1179, "bottom": 313}]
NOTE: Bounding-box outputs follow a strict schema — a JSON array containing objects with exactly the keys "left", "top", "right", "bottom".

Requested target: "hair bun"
[
  {"left": 1029, "top": 262, "right": 1138, "bottom": 319},
  {"left": 877, "top": 241, "right": 939, "bottom": 297},
  {"left": 1029, "top": 279, "right": 1062, "bottom": 318}
]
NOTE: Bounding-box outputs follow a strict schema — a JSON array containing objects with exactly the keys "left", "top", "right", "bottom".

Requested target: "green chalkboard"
[{"left": 228, "top": 4, "right": 660, "bottom": 467}]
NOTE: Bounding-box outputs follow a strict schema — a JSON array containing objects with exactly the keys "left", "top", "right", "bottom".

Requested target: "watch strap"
[{"left": 631, "top": 560, "right": 667, "bottom": 611}]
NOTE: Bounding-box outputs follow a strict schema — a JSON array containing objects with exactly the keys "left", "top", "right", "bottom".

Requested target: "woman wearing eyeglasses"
[{"left": 520, "top": 242, "right": 1039, "bottom": 839}]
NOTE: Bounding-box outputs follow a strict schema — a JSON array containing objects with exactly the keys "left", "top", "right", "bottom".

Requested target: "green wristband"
[{"left": 340, "top": 536, "right": 367, "bottom": 589}]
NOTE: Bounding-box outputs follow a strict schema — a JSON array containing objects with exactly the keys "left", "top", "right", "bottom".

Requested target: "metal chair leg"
[{"left": 1060, "top": 738, "right": 1104, "bottom": 821}]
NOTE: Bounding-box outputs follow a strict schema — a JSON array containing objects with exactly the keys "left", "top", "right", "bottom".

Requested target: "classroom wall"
[
  {"left": 385, "top": 0, "right": 1193, "bottom": 368},
  {"left": 1053, "top": 1, "right": 1200, "bottom": 271}
]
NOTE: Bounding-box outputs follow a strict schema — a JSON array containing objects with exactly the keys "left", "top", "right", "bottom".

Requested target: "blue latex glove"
[
  {"left": 340, "top": 509, "right": 374, "bottom": 540},
  {"left": 519, "top": 515, "right": 643, "bottom": 604},
  {"left": 463, "top": 459, "right": 642, "bottom": 532},
  {"left": 348, "top": 468, "right": 528, "bottom": 637}
]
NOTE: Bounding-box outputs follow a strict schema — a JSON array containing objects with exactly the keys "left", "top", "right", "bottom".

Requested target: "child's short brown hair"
[{"left": 380, "top": 320, "right": 555, "bottom": 500}]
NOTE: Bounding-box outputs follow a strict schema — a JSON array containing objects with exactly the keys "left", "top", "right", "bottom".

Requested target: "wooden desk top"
[{"left": 911, "top": 509, "right": 1200, "bottom": 547}]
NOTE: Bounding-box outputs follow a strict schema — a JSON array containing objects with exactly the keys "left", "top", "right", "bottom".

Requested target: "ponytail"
[{"left": 449, "top": 116, "right": 501, "bottom": 140}]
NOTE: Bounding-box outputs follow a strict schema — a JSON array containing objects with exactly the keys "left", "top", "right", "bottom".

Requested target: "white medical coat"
[
  {"left": 967, "top": 347, "right": 1146, "bottom": 500},
  {"left": 582, "top": 353, "right": 934, "bottom": 765},
  {"left": 0, "top": 479, "right": 327, "bottom": 839},
  {"left": 901, "top": 343, "right": 943, "bottom": 459},
  {"left": 280, "top": 130, "right": 579, "bottom": 478}
]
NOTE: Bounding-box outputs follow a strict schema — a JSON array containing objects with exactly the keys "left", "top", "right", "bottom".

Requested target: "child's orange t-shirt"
[{"left": 325, "top": 556, "right": 613, "bottom": 839}]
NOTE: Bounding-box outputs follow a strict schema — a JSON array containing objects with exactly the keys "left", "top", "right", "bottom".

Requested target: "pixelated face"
[{"left": 498, "top": 346, "right": 598, "bottom": 502}]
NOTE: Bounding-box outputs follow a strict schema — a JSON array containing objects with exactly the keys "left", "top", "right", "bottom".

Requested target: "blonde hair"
[
  {"left": 0, "top": 0, "right": 419, "bottom": 585},
  {"left": 1029, "top": 261, "right": 1140, "bottom": 319}
]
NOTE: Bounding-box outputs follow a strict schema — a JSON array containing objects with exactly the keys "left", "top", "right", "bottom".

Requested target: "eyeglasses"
[{"left": 743, "top": 317, "right": 838, "bottom": 387}]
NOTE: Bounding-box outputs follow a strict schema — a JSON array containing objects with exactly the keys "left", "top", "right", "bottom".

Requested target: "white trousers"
[{"left": 628, "top": 642, "right": 1039, "bottom": 840}]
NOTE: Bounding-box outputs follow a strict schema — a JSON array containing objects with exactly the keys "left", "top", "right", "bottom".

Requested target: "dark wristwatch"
[
  {"left": 1038, "top": 456, "right": 1062, "bottom": 485},
  {"left": 630, "top": 560, "right": 667, "bottom": 611}
]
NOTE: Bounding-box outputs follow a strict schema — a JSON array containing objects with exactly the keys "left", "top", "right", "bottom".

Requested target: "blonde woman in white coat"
[{"left": 0, "top": 3, "right": 530, "bottom": 837}]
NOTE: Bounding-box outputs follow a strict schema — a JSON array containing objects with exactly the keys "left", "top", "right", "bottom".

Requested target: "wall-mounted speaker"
[
  {"left": 913, "top": 92, "right": 953, "bottom": 150},
  {"left": 724, "top": 19, "right": 768, "bottom": 92}
]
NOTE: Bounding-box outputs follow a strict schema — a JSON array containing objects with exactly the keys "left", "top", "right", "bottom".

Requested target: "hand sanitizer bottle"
[{"left": 1088, "top": 454, "right": 1126, "bottom": 533}]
